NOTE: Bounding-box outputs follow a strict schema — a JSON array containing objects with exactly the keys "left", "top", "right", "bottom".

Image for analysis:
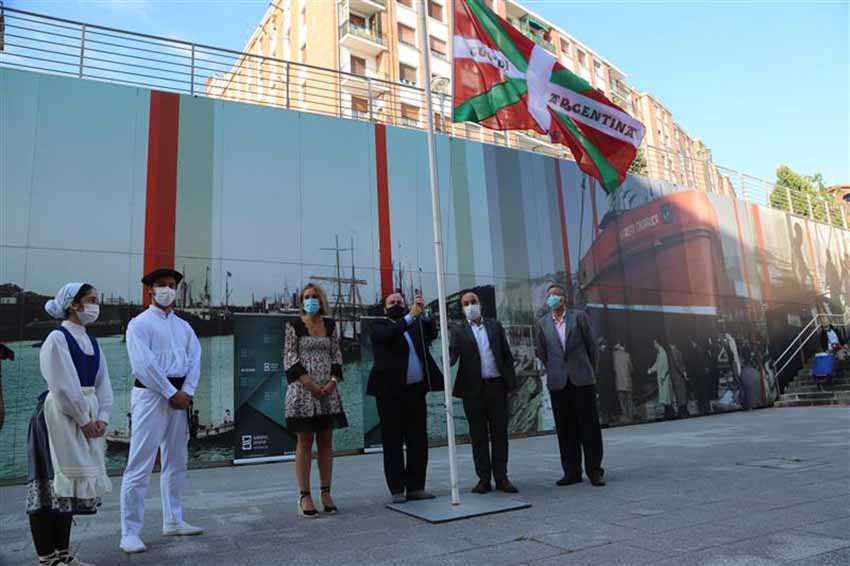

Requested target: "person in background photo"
[
  {"left": 612, "top": 341, "right": 634, "bottom": 423},
  {"left": 120, "top": 268, "right": 203, "bottom": 554},
  {"left": 283, "top": 283, "right": 348, "bottom": 518},
  {"left": 534, "top": 283, "right": 605, "bottom": 487},
  {"left": 27, "top": 282, "right": 112, "bottom": 566},
  {"left": 450, "top": 291, "right": 518, "bottom": 494},
  {"left": 367, "top": 291, "right": 444, "bottom": 503},
  {"left": 648, "top": 339, "right": 674, "bottom": 419},
  {"left": 668, "top": 343, "right": 690, "bottom": 418}
]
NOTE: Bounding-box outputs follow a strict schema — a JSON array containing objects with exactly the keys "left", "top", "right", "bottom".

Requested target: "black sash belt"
[{"left": 135, "top": 377, "right": 186, "bottom": 389}]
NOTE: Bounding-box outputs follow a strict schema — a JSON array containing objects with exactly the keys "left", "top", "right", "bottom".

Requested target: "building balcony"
[
  {"left": 338, "top": 21, "right": 387, "bottom": 56},
  {"left": 349, "top": 0, "right": 386, "bottom": 15},
  {"left": 339, "top": 68, "right": 390, "bottom": 98}
]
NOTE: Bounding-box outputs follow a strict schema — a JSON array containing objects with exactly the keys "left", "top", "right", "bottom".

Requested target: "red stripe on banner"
[
  {"left": 553, "top": 159, "right": 572, "bottom": 291},
  {"left": 751, "top": 205, "right": 772, "bottom": 304},
  {"left": 590, "top": 179, "right": 600, "bottom": 236},
  {"left": 375, "top": 124, "right": 394, "bottom": 298},
  {"left": 142, "top": 91, "right": 180, "bottom": 305}
]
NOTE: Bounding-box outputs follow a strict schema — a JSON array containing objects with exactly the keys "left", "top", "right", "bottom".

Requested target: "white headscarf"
[{"left": 44, "top": 282, "right": 85, "bottom": 319}]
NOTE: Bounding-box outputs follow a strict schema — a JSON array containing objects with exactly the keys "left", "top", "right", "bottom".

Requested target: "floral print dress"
[{"left": 283, "top": 317, "right": 348, "bottom": 432}]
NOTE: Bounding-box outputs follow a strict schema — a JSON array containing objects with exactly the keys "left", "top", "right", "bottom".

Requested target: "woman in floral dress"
[{"left": 284, "top": 284, "right": 348, "bottom": 518}]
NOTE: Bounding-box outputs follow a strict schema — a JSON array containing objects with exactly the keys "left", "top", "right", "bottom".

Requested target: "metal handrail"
[
  {"left": 0, "top": 5, "right": 848, "bottom": 230},
  {"left": 775, "top": 311, "right": 849, "bottom": 378}
]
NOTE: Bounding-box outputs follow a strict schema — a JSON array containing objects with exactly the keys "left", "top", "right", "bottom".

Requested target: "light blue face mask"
[
  {"left": 303, "top": 298, "right": 320, "bottom": 314},
  {"left": 546, "top": 294, "right": 563, "bottom": 310}
]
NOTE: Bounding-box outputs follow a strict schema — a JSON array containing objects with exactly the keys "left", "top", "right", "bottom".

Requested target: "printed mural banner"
[
  {"left": 1, "top": 67, "right": 848, "bottom": 481},
  {"left": 233, "top": 314, "right": 295, "bottom": 462},
  {"left": 452, "top": 0, "right": 646, "bottom": 192}
]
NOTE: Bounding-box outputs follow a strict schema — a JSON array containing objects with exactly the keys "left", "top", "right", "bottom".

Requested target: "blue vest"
[{"left": 56, "top": 326, "right": 100, "bottom": 387}]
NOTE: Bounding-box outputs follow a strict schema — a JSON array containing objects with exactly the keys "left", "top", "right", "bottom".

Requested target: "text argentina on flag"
[{"left": 452, "top": 0, "right": 646, "bottom": 193}]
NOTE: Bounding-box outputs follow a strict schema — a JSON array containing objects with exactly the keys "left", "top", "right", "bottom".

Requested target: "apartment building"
[{"left": 208, "top": 0, "right": 727, "bottom": 191}]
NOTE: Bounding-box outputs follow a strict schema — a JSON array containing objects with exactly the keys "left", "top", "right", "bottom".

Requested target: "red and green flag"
[{"left": 452, "top": 0, "right": 646, "bottom": 193}]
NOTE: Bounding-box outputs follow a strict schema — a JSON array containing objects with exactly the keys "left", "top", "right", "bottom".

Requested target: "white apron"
[{"left": 44, "top": 386, "right": 112, "bottom": 499}]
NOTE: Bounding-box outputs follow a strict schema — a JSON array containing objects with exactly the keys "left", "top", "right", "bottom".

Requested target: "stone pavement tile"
[
  {"left": 615, "top": 524, "right": 741, "bottom": 556},
  {"left": 533, "top": 541, "right": 665, "bottom": 566},
  {"left": 645, "top": 533, "right": 850, "bottom": 566},
  {"left": 393, "top": 538, "right": 565, "bottom": 566},
  {"left": 719, "top": 532, "right": 849, "bottom": 563},
  {"left": 530, "top": 519, "right": 639, "bottom": 552},
  {"left": 795, "top": 516, "right": 850, "bottom": 541},
  {"left": 788, "top": 547, "right": 850, "bottom": 566}
]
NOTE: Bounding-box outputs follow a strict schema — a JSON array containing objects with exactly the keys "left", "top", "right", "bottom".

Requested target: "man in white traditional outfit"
[{"left": 119, "top": 268, "right": 203, "bottom": 554}]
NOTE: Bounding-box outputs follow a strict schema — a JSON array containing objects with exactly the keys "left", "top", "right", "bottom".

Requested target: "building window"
[
  {"left": 398, "top": 0, "right": 413, "bottom": 6},
  {"left": 430, "top": 36, "right": 447, "bottom": 57},
  {"left": 593, "top": 60, "right": 604, "bottom": 78},
  {"left": 399, "top": 63, "right": 417, "bottom": 85},
  {"left": 349, "top": 13, "right": 366, "bottom": 28},
  {"left": 577, "top": 50, "right": 587, "bottom": 68},
  {"left": 350, "top": 55, "right": 366, "bottom": 76},
  {"left": 560, "top": 39, "right": 570, "bottom": 55},
  {"left": 352, "top": 96, "right": 368, "bottom": 118},
  {"left": 398, "top": 23, "right": 417, "bottom": 46},
  {"left": 401, "top": 103, "right": 419, "bottom": 126},
  {"left": 428, "top": 0, "right": 443, "bottom": 22}
]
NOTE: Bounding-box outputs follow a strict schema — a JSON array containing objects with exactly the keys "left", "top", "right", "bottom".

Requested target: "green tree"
[
  {"left": 628, "top": 147, "right": 648, "bottom": 177},
  {"left": 768, "top": 164, "right": 833, "bottom": 223}
]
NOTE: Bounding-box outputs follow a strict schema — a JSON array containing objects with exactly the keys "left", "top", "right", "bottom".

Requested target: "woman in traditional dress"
[
  {"left": 647, "top": 339, "right": 674, "bottom": 419},
  {"left": 26, "top": 283, "right": 113, "bottom": 566},
  {"left": 283, "top": 283, "right": 348, "bottom": 518}
]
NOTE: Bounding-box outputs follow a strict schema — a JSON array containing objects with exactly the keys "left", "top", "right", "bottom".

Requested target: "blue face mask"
[
  {"left": 303, "top": 298, "right": 320, "bottom": 314},
  {"left": 546, "top": 295, "right": 563, "bottom": 310}
]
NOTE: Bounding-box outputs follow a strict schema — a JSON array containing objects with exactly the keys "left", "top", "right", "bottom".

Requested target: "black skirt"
[
  {"left": 285, "top": 413, "right": 349, "bottom": 433},
  {"left": 25, "top": 392, "right": 100, "bottom": 516}
]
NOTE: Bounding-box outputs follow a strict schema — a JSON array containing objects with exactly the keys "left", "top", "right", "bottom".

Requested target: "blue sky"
[{"left": 12, "top": 0, "right": 849, "bottom": 186}]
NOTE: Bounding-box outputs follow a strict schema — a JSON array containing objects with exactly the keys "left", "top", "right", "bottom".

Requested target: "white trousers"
[{"left": 120, "top": 387, "right": 189, "bottom": 537}]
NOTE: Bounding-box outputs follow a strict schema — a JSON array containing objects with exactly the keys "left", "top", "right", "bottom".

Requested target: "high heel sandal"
[
  {"left": 298, "top": 491, "right": 319, "bottom": 518},
  {"left": 321, "top": 486, "right": 338, "bottom": 514}
]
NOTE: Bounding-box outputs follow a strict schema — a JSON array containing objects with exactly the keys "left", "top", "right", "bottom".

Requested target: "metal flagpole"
[{"left": 418, "top": 0, "right": 460, "bottom": 506}]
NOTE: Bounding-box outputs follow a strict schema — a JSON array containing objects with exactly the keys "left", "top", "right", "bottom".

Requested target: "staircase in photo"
[
  {"left": 774, "top": 310, "right": 850, "bottom": 408},
  {"left": 775, "top": 358, "right": 850, "bottom": 407}
]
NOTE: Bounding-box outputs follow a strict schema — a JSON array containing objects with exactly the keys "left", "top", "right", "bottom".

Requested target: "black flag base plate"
[{"left": 386, "top": 494, "right": 531, "bottom": 524}]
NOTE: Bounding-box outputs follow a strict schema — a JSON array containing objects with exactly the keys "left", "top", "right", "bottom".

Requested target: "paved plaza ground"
[{"left": 1, "top": 407, "right": 848, "bottom": 565}]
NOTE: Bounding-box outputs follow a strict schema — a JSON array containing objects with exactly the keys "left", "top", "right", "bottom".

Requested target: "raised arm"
[{"left": 370, "top": 317, "right": 411, "bottom": 345}]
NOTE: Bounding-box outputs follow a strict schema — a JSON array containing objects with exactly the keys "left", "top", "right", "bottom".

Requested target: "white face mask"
[
  {"left": 464, "top": 303, "right": 481, "bottom": 321},
  {"left": 77, "top": 304, "right": 100, "bottom": 325},
  {"left": 153, "top": 287, "right": 177, "bottom": 308}
]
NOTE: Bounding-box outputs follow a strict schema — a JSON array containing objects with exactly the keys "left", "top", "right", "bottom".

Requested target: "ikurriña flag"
[{"left": 452, "top": 0, "right": 646, "bottom": 192}]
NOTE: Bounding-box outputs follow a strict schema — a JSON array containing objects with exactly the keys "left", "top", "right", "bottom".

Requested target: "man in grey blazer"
[{"left": 534, "top": 283, "right": 605, "bottom": 487}]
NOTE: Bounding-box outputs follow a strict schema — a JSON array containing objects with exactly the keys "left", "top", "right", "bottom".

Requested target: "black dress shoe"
[
  {"left": 471, "top": 480, "right": 492, "bottom": 494},
  {"left": 556, "top": 475, "right": 582, "bottom": 486},
  {"left": 495, "top": 479, "right": 518, "bottom": 493},
  {"left": 589, "top": 472, "right": 606, "bottom": 487}
]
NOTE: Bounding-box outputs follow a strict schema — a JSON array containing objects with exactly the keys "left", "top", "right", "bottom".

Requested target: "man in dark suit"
[
  {"left": 534, "top": 283, "right": 605, "bottom": 487},
  {"left": 367, "top": 291, "right": 444, "bottom": 504},
  {"left": 450, "top": 291, "right": 518, "bottom": 494}
]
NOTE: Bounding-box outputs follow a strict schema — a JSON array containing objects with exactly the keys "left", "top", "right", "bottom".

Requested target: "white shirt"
[
  {"left": 469, "top": 319, "right": 501, "bottom": 379},
  {"left": 827, "top": 329, "right": 840, "bottom": 349},
  {"left": 126, "top": 305, "right": 202, "bottom": 399},
  {"left": 553, "top": 313, "right": 567, "bottom": 350},
  {"left": 39, "top": 320, "right": 113, "bottom": 426}
]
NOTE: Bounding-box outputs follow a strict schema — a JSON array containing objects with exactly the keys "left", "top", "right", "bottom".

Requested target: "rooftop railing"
[{"left": 0, "top": 6, "right": 846, "bottom": 229}]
